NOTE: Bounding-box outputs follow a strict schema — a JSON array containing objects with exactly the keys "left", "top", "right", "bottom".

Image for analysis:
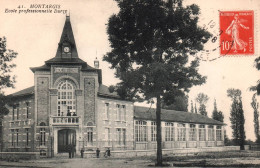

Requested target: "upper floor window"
[
  {"left": 26, "top": 102, "right": 29, "bottom": 119},
  {"left": 116, "top": 104, "right": 120, "bottom": 120},
  {"left": 121, "top": 105, "right": 126, "bottom": 121},
  {"left": 104, "top": 103, "right": 109, "bottom": 120},
  {"left": 57, "top": 80, "right": 76, "bottom": 116},
  {"left": 12, "top": 104, "right": 19, "bottom": 120}
]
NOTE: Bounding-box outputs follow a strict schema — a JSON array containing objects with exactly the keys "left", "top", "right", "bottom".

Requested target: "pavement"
[{"left": 0, "top": 156, "right": 155, "bottom": 168}]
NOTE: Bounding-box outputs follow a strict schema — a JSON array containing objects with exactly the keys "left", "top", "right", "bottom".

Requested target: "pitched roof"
[
  {"left": 134, "top": 106, "right": 225, "bottom": 125},
  {"left": 55, "top": 15, "right": 78, "bottom": 59},
  {"left": 8, "top": 86, "right": 34, "bottom": 97},
  {"left": 8, "top": 84, "right": 119, "bottom": 99}
]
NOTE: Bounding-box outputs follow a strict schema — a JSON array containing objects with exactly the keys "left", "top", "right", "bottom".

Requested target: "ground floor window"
[
  {"left": 165, "top": 122, "right": 174, "bottom": 141},
  {"left": 16, "top": 129, "right": 19, "bottom": 146},
  {"left": 116, "top": 128, "right": 126, "bottom": 146},
  {"left": 189, "top": 124, "right": 197, "bottom": 141},
  {"left": 40, "top": 128, "right": 46, "bottom": 146},
  {"left": 208, "top": 125, "right": 215, "bottom": 141},
  {"left": 104, "top": 128, "right": 111, "bottom": 146},
  {"left": 11, "top": 129, "right": 14, "bottom": 146},
  {"left": 26, "top": 128, "right": 29, "bottom": 146},
  {"left": 135, "top": 120, "right": 147, "bottom": 142},
  {"left": 199, "top": 125, "right": 206, "bottom": 141},
  {"left": 177, "top": 123, "right": 186, "bottom": 141},
  {"left": 151, "top": 122, "right": 157, "bottom": 141},
  {"left": 216, "top": 126, "right": 222, "bottom": 141},
  {"left": 87, "top": 127, "right": 93, "bottom": 144}
]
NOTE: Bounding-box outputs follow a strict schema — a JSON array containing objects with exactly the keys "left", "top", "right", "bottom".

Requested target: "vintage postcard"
[{"left": 0, "top": 0, "right": 260, "bottom": 167}]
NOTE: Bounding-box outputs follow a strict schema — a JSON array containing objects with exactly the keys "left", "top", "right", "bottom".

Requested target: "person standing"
[
  {"left": 80, "top": 148, "right": 84, "bottom": 158},
  {"left": 96, "top": 148, "right": 100, "bottom": 158},
  {"left": 72, "top": 145, "right": 76, "bottom": 158},
  {"left": 68, "top": 145, "right": 72, "bottom": 159},
  {"left": 107, "top": 148, "right": 111, "bottom": 157}
]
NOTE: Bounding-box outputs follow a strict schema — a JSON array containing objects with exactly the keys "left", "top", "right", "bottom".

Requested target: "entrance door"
[{"left": 58, "top": 129, "right": 76, "bottom": 153}]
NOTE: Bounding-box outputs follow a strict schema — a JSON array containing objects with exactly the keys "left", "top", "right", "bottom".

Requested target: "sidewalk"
[{"left": 0, "top": 157, "right": 153, "bottom": 168}]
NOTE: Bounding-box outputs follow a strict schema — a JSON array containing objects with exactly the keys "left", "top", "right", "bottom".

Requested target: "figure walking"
[{"left": 225, "top": 14, "right": 249, "bottom": 52}]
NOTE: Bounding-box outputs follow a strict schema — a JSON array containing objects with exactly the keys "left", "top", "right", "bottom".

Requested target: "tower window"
[{"left": 57, "top": 80, "right": 76, "bottom": 116}]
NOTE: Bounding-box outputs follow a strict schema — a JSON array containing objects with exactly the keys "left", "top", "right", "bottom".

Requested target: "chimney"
[{"left": 94, "top": 57, "right": 99, "bottom": 69}]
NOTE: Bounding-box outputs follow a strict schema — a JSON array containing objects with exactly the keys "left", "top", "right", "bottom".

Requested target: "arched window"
[{"left": 57, "top": 80, "right": 76, "bottom": 116}]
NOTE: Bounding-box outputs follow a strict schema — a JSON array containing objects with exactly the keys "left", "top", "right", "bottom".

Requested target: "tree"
[
  {"left": 162, "top": 95, "right": 188, "bottom": 111},
  {"left": 195, "top": 103, "right": 198, "bottom": 114},
  {"left": 251, "top": 93, "right": 260, "bottom": 143},
  {"left": 190, "top": 100, "right": 194, "bottom": 113},
  {"left": 0, "top": 37, "right": 17, "bottom": 91},
  {"left": 104, "top": 0, "right": 210, "bottom": 165},
  {"left": 212, "top": 99, "right": 224, "bottom": 122},
  {"left": 196, "top": 93, "right": 209, "bottom": 116},
  {"left": 227, "top": 88, "right": 246, "bottom": 150},
  {"left": 252, "top": 56, "right": 260, "bottom": 95},
  {"left": 0, "top": 36, "right": 17, "bottom": 149}
]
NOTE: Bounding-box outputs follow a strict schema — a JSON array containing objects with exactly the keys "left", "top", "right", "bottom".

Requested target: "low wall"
[
  {"left": 83, "top": 146, "right": 240, "bottom": 158},
  {"left": 0, "top": 152, "right": 40, "bottom": 161}
]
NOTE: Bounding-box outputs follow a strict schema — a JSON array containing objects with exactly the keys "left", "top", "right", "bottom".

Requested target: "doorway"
[{"left": 58, "top": 129, "right": 76, "bottom": 153}]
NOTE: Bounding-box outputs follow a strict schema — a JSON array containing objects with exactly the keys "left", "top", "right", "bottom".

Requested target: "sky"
[{"left": 0, "top": 0, "right": 260, "bottom": 141}]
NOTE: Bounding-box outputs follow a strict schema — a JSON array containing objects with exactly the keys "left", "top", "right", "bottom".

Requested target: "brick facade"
[{"left": 84, "top": 78, "right": 95, "bottom": 125}]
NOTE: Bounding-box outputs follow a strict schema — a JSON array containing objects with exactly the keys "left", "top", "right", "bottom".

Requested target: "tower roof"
[
  {"left": 56, "top": 15, "right": 78, "bottom": 58},
  {"left": 45, "top": 15, "right": 85, "bottom": 65},
  {"left": 30, "top": 16, "right": 103, "bottom": 83}
]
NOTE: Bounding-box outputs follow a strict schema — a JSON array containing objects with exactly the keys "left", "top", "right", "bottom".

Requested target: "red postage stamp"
[{"left": 220, "top": 11, "right": 254, "bottom": 55}]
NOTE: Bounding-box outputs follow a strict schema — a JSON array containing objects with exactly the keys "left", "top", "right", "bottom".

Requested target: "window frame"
[{"left": 135, "top": 120, "right": 147, "bottom": 142}]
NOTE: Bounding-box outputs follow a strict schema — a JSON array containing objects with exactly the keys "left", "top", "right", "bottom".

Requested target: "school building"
[{"left": 1, "top": 16, "right": 224, "bottom": 156}]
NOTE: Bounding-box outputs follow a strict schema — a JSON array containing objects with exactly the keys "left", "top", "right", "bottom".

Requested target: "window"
[
  {"left": 40, "top": 128, "right": 46, "bottom": 146},
  {"left": 208, "top": 125, "right": 215, "bottom": 141},
  {"left": 104, "top": 103, "right": 109, "bottom": 120},
  {"left": 177, "top": 123, "right": 186, "bottom": 141},
  {"left": 104, "top": 128, "right": 110, "bottom": 146},
  {"left": 11, "top": 129, "right": 14, "bottom": 146},
  {"left": 116, "top": 128, "right": 126, "bottom": 146},
  {"left": 216, "top": 126, "right": 222, "bottom": 141},
  {"left": 165, "top": 122, "right": 174, "bottom": 141},
  {"left": 135, "top": 120, "right": 147, "bottom": 142},
  {"left": 189, "top": 124, "right": 197, "bottom": 141},
  {"left": 12, "top": 105, "right": 15, "bottom": 120},
  {"left": 16, "top": 129, "right": 19, "bottom": 146},
  {"left": 26, "top": 102, "right": 29, "bottom": 119},
  {"left": 26, "top": 128, "right": 29, "bottom": 146},
  {"left": 57, "top": 80, "right": 76, "bottom": 116},
  {"left": 199, "top": 125, "right": 206, "bottom": 141},
  {"left": 151, "top": 122, "right": 157, "bottom": 141},
  {"left": 16, "top": 104, "right": 19, "bottom": 120},
  {"left": 87, "top": 127, "right": 93, "bottom": 145},
  {"left": 116, "top": 104, "right": 120, "bottom": 120},
  {"left": 121, "top": 105, "right": 126, "bottom": 121}
]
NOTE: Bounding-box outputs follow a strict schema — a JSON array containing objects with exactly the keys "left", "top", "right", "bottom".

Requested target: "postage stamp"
[{"left": 220, "top": 11, "right": 254, "bottom": 55}]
